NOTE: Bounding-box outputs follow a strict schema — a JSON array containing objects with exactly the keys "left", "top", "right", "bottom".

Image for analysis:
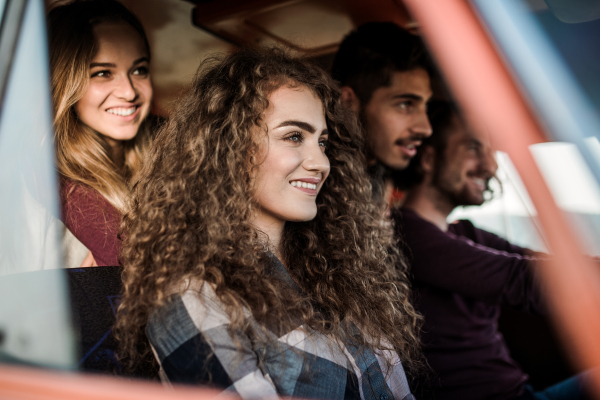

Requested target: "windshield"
[{"left": 451, "top": 0, "right": 600, "bottom": 256}]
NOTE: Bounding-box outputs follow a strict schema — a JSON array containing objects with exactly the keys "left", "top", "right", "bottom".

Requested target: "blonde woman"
[
  {"left": 116, "top": 49, "right": 423, "bottom": 399},
  {"left": 48, "top": 0, "right": 153, "bottom": 266}
]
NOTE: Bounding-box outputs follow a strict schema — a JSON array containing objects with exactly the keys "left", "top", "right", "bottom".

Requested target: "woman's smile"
[
  {"left": 289, "top": 178, "right": 321, "bottom": 194},
  {"left": 75, "top": 22, "right": 152, "bottom": 143},
  {"left": 252, "top": 85, "right": 330, "bottom": 229}
]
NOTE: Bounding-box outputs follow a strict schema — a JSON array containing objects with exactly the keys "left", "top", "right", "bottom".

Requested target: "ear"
[{"left": 340, "top": 86, "right": 361, "bottom": 114}]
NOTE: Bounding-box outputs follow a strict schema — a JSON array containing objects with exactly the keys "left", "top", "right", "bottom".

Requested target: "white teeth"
[
  {"left": 107, "top": 107, "right": 137, "bottom": 116},
  {"left": 472, "top": 178, "right": 485, "bottom": 188},
  {"left": 290, "top": 181, "right": 317, "bottom": 190}
]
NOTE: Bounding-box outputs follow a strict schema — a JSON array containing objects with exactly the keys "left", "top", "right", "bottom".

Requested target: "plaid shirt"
[{"left": 147, "top": 255, "right": 415, "bottom": 400}]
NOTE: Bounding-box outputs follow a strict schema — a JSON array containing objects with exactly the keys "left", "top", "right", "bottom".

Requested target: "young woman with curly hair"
[
  {"left": 116, "top": 48, "right": 422, "bottom": 400},
  {"left": 48, "top": 0, "right": 153, "bottom": 266}
]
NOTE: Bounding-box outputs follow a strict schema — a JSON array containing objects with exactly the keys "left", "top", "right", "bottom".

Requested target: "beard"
[
  {"left": 431, "top": 158, "right": 490, "bottom": 208},
  {"left": 359, "top": 108, "right": 394, "bottom": 202},
  {"left": 434, "top": 179, "right": 486, "bottom": 208}
]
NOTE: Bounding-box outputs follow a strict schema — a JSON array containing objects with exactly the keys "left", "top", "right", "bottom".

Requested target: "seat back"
[{"left": 67, "top": 266, "right": 157, "bottom": 379}]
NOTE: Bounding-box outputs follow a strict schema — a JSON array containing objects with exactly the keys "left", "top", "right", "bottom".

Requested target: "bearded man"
[{"left": 394, "top": 101, "right": 591, "bottom": 400}]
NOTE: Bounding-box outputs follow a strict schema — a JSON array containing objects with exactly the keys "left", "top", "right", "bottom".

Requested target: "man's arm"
[
  {"left": 451, "top": 218, "right": 546, "bottom": 257},
  {"left": 396, "top": 210, "right": 545, "bottom": 313}
]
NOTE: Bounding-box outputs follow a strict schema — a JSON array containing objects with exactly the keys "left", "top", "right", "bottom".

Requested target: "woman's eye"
[
  {"left": 91, "top": 70, "right": 110, "bottom": 78},
  {"left": 285, "top": 132, "right": 304, "bottom": 143},
  {"left": 132, "top": 66, "right": 149, "bottom": 76},
  {"left": 319, "top": 139, "right": 328, "bottom": 149}
]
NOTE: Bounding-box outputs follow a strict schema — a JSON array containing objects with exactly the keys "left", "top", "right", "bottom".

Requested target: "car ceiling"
[{"left": 46, "top": 0, "right": 414, "bottom": 114}]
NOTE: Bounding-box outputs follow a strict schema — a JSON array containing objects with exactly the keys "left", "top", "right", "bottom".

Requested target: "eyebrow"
[
  {"left": 464, "top": 137, "right": 483, "bottom": 147},
  {"left": 133, "top": 56, "right": 150, "bottom": 65},
  {"left": 89, "top": 57, "right": 149, "bottom": 69},
  {"left": 390, "top": 93, "right": 427, "bottom": 101},
  {"left": 90, "top": 62, "right": 115, "bottom": 69},
  {"left": 275, "top": 120, "right": 328, "bottom": 135}
]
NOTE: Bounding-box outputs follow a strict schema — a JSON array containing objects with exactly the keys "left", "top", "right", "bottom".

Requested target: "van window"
[
  {"left": 454, "top": 0, "right": 600, "bottom": 256},
  {"left": 0, "top": 0, "right": 6, "bottom": 22},
  {"left": 0, "top": 0, "right": 75, "bottom": 369}
]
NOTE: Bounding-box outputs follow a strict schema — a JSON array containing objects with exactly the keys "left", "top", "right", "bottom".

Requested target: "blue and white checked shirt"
[{"left": 147, "top": 255, "right": 416, "bottom": 400}]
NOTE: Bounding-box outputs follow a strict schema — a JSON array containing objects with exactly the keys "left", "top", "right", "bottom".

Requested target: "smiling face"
[
  {"left": 362, "top": 68, "right": 433, "bottom": 170},
  {"left": 75, "top": 22, "right": 152, "bottom": 147},
  {"left": 253, "top": 85, "right": 330, "bottom": 231},
  {"left": 432, "top": 116, "right": 498, "bottom": 207}
]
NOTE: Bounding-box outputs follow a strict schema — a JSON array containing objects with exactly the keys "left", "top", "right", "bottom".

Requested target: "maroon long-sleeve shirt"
[
  {"left": 395, "top": 208, "right": 546, "bottom": 400},
  {"left": 61, "top": 179, "right": 121, "bottom": 266}
]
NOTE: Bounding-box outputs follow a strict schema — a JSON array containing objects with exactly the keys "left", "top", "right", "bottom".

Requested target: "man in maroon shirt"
[{"left": 394, "top": 101, "right": 590, "bottom": 399}]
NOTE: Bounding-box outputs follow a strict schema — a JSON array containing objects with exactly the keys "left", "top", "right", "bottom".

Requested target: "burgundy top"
[
  {"left": 61, "top": 179, "right": 121, "bottom": 266},
  {"left": 395, "top": 208, "right": 546, "bottom": 400}
]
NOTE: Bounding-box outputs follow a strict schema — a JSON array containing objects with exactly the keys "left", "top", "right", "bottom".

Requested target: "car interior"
[{"left": 3, "top": 0, "right": 600, "bottom": 397}]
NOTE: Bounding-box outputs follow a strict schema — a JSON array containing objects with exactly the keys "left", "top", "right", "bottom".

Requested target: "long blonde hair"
[
  {"left": 116, "top": 48, "right": 423, "bottom": 376},
  {"left": 48, "top": 0, "right": 152, "bottom": 212}
]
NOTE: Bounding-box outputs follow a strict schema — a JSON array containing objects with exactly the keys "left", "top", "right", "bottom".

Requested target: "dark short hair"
[
  {"left": 331, "top": 22, "right": 432, "bottom": 105},
  {"left": 393, "top": 101, "right": 458, "bottom": 190}
]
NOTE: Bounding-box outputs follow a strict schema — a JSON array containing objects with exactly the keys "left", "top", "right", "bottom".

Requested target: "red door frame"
[
  {"left": 2, "top": 0, "right": 600, "bottom": 398},
  {"left": 403, "top": 0, "right": 600, "bottom": 396},
  {"left": 0, "top": 364, "right": 224, "bottom": 400}
]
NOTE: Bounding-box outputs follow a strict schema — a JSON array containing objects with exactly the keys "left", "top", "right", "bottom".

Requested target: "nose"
[
  {"left": 411, "top": 109, "right": 433, "bottom": 139},
  {"left": 480, "top": 147, "right": 498, "bottom": 176},
  {"left": 113, "top": 74, "right": 138, "bottom": 102},
  {"left": 302, "top": 142, "right": 330, "bottom": 177}
]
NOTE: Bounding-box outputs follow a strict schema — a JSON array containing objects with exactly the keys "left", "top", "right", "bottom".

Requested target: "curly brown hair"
[{"left": 115, "top": 47, "right": 423, "bottom": 376}]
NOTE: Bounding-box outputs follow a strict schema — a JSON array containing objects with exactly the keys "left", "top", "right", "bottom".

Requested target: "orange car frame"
[{"left": 2, "top": 0, "right": 600, "bottom": 398}]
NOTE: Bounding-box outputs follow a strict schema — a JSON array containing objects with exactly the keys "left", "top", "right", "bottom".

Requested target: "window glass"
[
  {"left": 448, "top": 151, "right": 548, "bottom": 252},
  {"left": 530, "top": 2, "right": 600, "bottom": 112},
  {"left": 450, "top": 144, "right": 600, "bottom": 256},
  {"left": 530, "top": 142, "right": 600, "bottom": 255},
  {"left": 0, "top": 0, "right": 5, "bottom": 24},
  {"left": 0, "top": 0, "right": 75, "bottom": 368},
  {"left": 466, "top": 0, "right": 600, "bottom": 256}
]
